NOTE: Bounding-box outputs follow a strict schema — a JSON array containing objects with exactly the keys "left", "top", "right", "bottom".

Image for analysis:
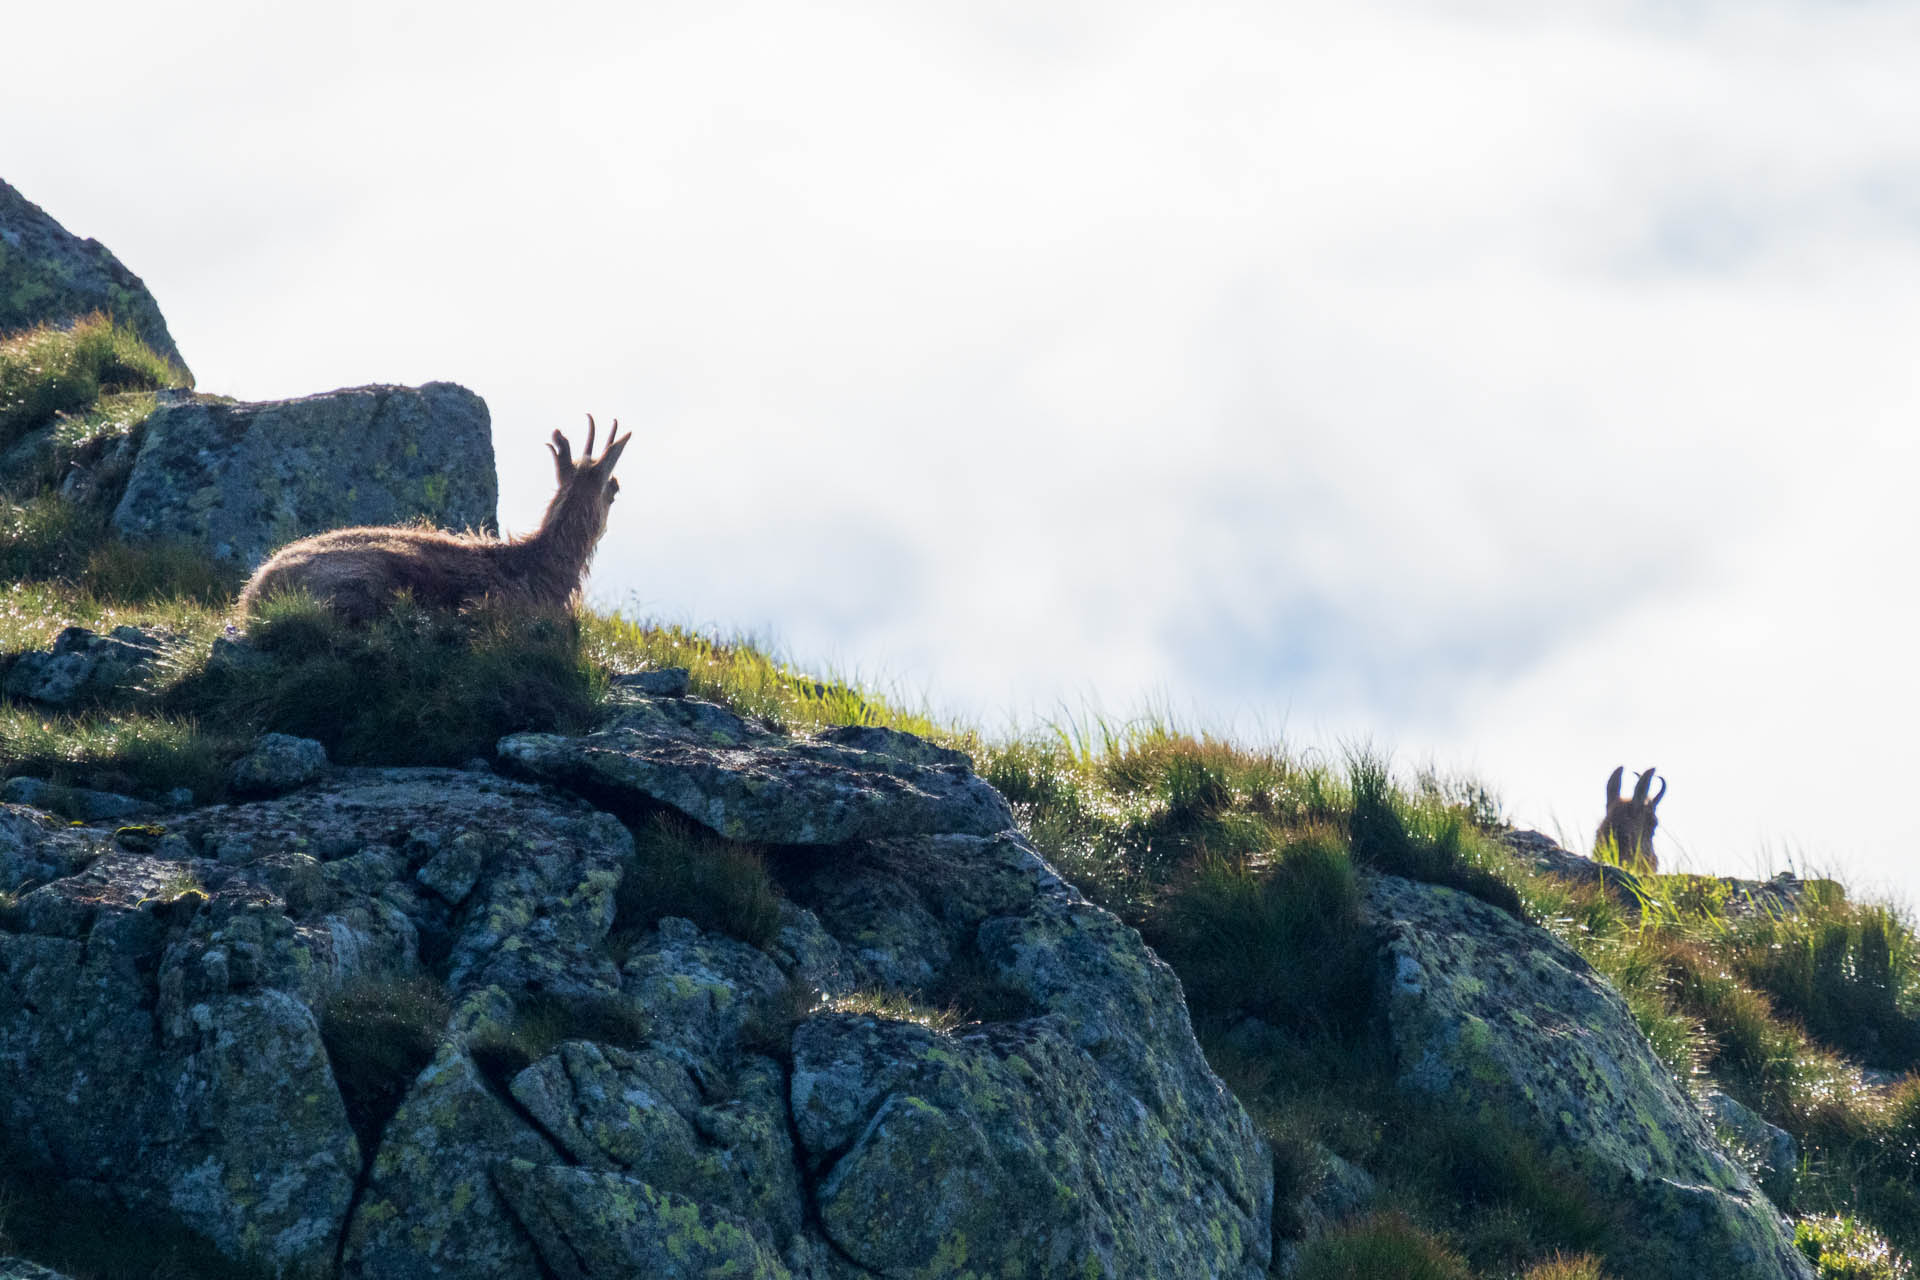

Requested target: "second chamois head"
[{"left": 1594, "top": 765, "right": 1665, "bottom": 872}]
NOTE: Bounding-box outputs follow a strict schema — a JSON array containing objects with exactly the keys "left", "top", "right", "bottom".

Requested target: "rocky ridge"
[{"left": 0, "top": 679, "right": 1276, "bottom": 1279}]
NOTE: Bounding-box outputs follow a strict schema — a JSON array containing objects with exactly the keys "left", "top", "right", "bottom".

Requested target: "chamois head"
[
  {"left": 539, "top": 413, "right": 631, "bottom": 549},
  {"left": 1595, "top": 765, "right": 1665, "bottom": 871}
]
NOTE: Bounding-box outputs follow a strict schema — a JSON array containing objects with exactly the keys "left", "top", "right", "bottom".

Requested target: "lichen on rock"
[
  {"left": 110, "top": 382, "right": 497, "bottom": 568},
  {"left": 1367, "top": 873, "right": 1815, "bottom": 1280}
]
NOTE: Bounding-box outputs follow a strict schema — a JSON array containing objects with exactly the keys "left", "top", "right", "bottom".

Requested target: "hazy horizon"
[{"left": 7, "top": 1, "right": 1918, "bottom": 903}]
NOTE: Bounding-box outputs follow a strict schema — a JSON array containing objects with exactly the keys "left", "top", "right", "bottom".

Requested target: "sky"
[{"left": 6, "top": 1, "right": 1919, "bottom": 900}]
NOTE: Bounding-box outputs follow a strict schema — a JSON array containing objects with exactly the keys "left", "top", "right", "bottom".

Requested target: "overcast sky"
[{"left": 7, "top": 1, "right": 1919, "bottom": 901}]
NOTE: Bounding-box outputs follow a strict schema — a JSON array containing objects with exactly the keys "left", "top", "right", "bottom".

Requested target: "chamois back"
[
  {"left": 237, "top": 415, "right": 631, "bottom": 624},
  {"left": 1594, "top": 765, "right": 1665, "bottom": 872}
]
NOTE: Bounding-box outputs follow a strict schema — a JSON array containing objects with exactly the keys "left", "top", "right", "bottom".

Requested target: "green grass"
[
  {"left": 1730, "top": 895, "right": 1920, "bottom": 1070},
  {"left": 610, "top": 812, "right": 783, "bottom": 952},
  {"left": 1147, "top": 827, "right": 1368, "bottom": 1030},
  {"left": 583, "top": 613, "right": 947, "bottom": 740},
  {"left": 0, "top": 314, "right": 187, "bottom": 452},
  {"left": 1294, "top": 1211, "right": 1472, "bottom": 1280},
  {"left": 169, "top": 592, "right": 607, "bottom": 767},
  {"left": 0, "top": 705, "right": 228, "bottom": 800},
  {"left": 1796, "top": 1214, "right": 1913, "bottom": 1279},
  {"left": 317, "top": 973, "right": 452, "bottom": 1152}
]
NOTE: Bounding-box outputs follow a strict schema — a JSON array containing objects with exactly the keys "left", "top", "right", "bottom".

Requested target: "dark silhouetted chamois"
[
  {"left": 1594, "top": 765, "right": 1665, "bottom": 872},
  {"left": 238, "top": 416, "right": 631, "bottom": 624}
]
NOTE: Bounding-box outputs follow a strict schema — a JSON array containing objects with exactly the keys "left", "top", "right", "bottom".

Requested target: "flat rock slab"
[
  {"left": 1367, "top": 874, "right": 1813, "bottom": 1280},
  {"left": 499, "top": 696, "right": 1015, "bottom": 846},
  {"left": 0, "top": 178, "right": 190, "bottom": 376},
  {"left": 111, "top": 382, "right": 496, "bottom": 567}
]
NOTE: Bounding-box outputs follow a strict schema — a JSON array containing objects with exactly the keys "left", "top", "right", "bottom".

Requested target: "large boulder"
[
  {"left": 499, "top": 694, "right": 1015, "bottom": 845},
  {"left": 0, "top": 178, "right": 190, "bottom": 376},
  {"left": 111, "top": 382, "right": 497, "bottom": 568},
  {"left": 1366, "top": 874, "right": 1813, "bottom": 1280}
]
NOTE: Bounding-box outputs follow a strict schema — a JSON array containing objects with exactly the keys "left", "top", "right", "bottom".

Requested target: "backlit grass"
[{"left": 0, "top": 313, "right": 187, "bottom": 452}]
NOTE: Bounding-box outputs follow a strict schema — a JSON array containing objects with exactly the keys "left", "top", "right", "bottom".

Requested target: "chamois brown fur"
[
  {"left": 1594, "top": 765, "right": 1665, "bottom": 872},
  {"left": 237, "top": 416, "right": 631, "bottom": 624}
]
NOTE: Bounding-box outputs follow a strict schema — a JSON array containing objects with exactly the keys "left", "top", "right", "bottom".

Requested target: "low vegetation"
[
  {"left": 319, "top": 973, "right": 452, "bottom": 1151},
  {"left": 3, "top": 321, "right": 1918, "bottom": 1277},
  {"left": 610, "top": 811, "right": 784, "bottom": 952},
  {"left": 467, "top": 989, "right": 649, "bottom": 1091},
  {"left": 0, "top": 313, "right": 187, "bottom": 452}
]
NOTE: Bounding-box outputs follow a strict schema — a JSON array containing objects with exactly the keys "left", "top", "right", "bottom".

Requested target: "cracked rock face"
[
  {"left": 1367, "top": 874, "right": 1814, "bottom": 1280},
  {"left": 0, "top": 714, "right": 1273, "bottom": 1278}
]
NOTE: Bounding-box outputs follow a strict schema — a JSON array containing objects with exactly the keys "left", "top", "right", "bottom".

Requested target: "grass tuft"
[
  {"left": 318, "top": 972, "right": 451, "bottom": 1152},
  {"left": 0, "top": 706, "right": 227, "bottom": 800},
  {"left": 0, "top": 314, "right": 187, "bottom": 453},
  {"left": 1293, "top": 1211, "right": 1472, "bottom": 1280},
  {"left": 610, "top": 812, "right": 783, "bottom": 952},
  {"left": 172, "top": 594, "right": 605, "bottom": 766},
  {"left": 1795, "top": 1214, "right": 1912, "bottom": 1279},
  {"left": 1148, "top": 827, "right": 1369, "bottom": 1031},
  {"left": 1348, "top": 750, "right": 1526, "bottom": 918}
]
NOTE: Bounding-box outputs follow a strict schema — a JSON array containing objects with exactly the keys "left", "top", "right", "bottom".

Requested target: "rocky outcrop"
[
  {"left": 0, "top": 178, "right": 190, "bottom": 376},
  {"left": 499, "top": 693, "right": 1015, "bottom": 845},
  {"left": 1366, "top": 874, "right": 1814, "bottom": 1280},
  {"left": 110, "top": 383, "right": 497, "bottom": 568},
  {"left": 0, "top": 701, "right": 1273, "bottom": 1278}
]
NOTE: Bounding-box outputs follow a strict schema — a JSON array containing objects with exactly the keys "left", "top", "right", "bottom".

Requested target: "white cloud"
[{"left": 5, "top": 0, "right": 1918, "bottom": 898}]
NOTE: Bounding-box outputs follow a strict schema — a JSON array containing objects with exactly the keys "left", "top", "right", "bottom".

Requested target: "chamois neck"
[{"left": 504, "top": 483, "right": 609, "bottom": 604}]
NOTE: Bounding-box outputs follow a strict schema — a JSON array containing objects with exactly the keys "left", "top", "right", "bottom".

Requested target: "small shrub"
[
  {"left": 1428, "top": 1113, "right": 1617, "bottom": 1259},
  {"left": 738, "top": 978, "right": 822, "bottom": 1061},
  {"left": 1148, "top": 827, "right": 1369, "bottom": 1031},
  {"left": 925, "top": 950, "right": 1038, "bottom": 1026},
  {"left": 1522, "top": 1255, "right": 1614, "bottom": 1280},
  {"left": 825, "top": 987, "right": 964, "bottom": 1033},
  {"left": 1794, "top": 1214, "right": 1911, "bottom": 1280},
  {"left": 611, "top": 812, "right": 782, "bottom": 951},
  {"left": 1294, "top": 1211, "right": 1471, "bottom": 1280},
  {"left": 173, "top": 596, "right": 605, "bottom": 766},
  {"left": 319, "top": 973, "right": 451, "bottom": 1150}
]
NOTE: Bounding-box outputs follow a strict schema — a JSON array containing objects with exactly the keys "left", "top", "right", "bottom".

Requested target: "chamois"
[
  {"left": 237, "top": 416, "right": 632, "bottom": 624},
  {"left": 1594, "top": 765, "right": 1665, "bottom": 872}
]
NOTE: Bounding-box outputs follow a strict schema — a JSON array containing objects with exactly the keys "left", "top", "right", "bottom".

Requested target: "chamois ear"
[
  {"left": 1605, "top": 766, "right": 1623, "bottom": 805},
  {"left": 1631, "top": 768, "right": 1655, "bottom": 804},
  {"left": 549, "top": 429, "right": 574, "bottom": 476}
]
